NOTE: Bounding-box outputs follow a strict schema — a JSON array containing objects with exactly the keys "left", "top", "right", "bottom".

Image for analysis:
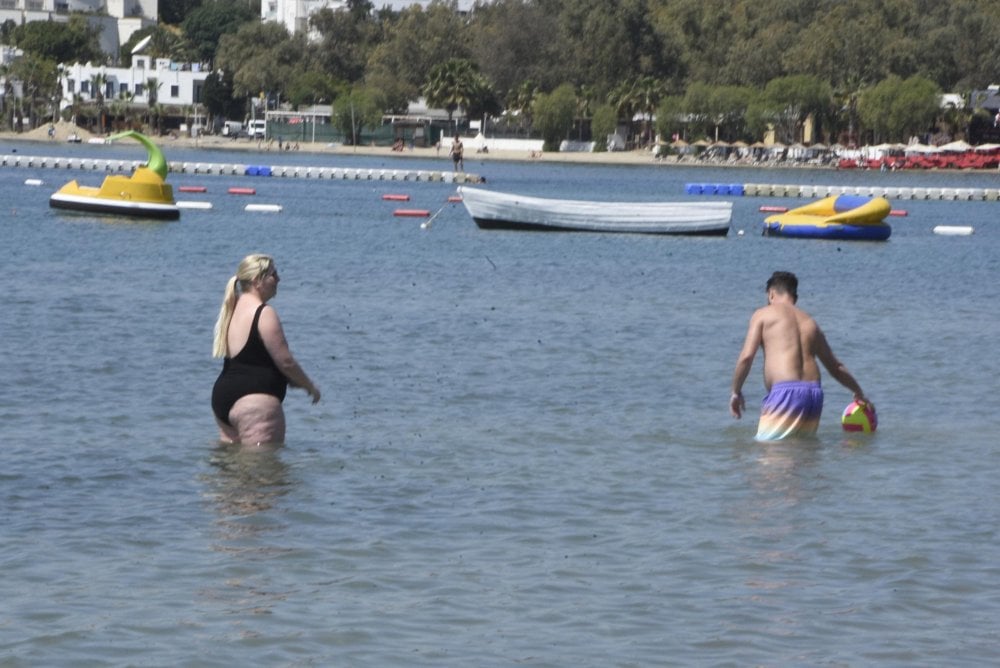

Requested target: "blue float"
[{"left": 685, "top": 183, "right": 746, "bottom": 196}]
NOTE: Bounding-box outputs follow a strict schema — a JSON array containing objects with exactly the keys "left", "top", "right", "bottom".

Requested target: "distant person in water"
[
  {"left": 211, "top": 254, "right": 320, "bottom": 446},
  {"left": 450, "top": 134, "right": 464, "bottom": 172},
  {"left": 730, "top": 271, "right": 870, "bottom": 440}
]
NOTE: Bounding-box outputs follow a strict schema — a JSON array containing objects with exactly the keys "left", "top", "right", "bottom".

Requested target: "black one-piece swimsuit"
[{"left": 211, "top": 304, "right": 287, "bottom": 426}]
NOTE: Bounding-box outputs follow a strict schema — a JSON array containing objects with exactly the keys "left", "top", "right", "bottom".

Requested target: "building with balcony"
[{"left": 58, "top": 53, "right": 210, "bottom": 131}]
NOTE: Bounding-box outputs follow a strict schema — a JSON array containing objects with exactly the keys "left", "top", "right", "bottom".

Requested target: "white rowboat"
[{"left": 457, "top": 186, "right": 732, "bottom": 235}]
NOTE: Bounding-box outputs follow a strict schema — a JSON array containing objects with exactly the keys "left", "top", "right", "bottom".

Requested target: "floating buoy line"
[{"left": 1, "top": 153, "right": 479, "bottom": 185}]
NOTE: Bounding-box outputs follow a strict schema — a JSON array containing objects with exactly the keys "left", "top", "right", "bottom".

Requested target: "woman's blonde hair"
[{"left": 212, "top": 254, "right": 275, "bottom": 358}]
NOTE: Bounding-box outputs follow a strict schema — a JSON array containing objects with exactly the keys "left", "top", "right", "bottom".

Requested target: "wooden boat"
[
  {"left": 456, "top": 186, "right": 732, "bottom": 235},
  {"left": 763, "top": 195, "right": 891, "bottom": 241},
  {"left": 49, "top": 130, "right": 179, "bottom": 220}
]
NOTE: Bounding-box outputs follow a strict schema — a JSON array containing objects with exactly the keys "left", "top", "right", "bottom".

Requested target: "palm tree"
[
  {"left": 422, "top": 58, "right": 480, "bottom": 131},
  {"left": 90, "top": 73, "right": 107, "bottom": 134},
  {"left": 506, "top": 80, "right": 538, "bottom": 137},
  {"left": 633, "top": 76, "right": 666, "bottom": 146},
  {"left": 608, "top": 80, "right": 641, "bottom": 146},
  {"left": 576, "top": 84, "right": 597, "bottom": 141},
  {"left": 144, "top": 77, "right": 160, "bottom": 133}
]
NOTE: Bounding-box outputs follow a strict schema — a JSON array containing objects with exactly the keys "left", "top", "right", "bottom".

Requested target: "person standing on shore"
[
  {"left": 211, "top": 254, "right": 321, "bottom": 446},
  {"left": 450, "top": 134, "right": 464, "bottom": 172},
  {"left": 729, "top": 271, "right": 870, "bottom": 440}
]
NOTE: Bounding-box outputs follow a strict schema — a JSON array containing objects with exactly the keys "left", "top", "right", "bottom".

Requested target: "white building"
[
  {"left": 263, "top": 0, "right": 481, "bottom": 38},
  {"left": 261, "top": 0, "right": 347, "bottom": 37},
  {"left": 0, "top": 0, "right": 157, "bottom": 58},
  {"left": 58, "top": 54, "right": 209, "bottom": 114}
]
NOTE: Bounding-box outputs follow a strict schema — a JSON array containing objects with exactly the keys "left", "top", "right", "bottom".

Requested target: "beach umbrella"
[
  {"left": 731, "top": 140, "right": 749, "bottom": 148},
  {"left": 973, "top": 143, "right": 1000, "bottom": 152},
  {"left": 938, "top": 140, "right": 972, "bottom": 152},
  {"left": 670, "top": 138, "right": 688, "bottom": 148}
]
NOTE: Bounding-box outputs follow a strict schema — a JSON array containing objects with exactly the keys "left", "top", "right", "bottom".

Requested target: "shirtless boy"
[{"left": 730, "top": 271, "right": 870, "bottom": 440}]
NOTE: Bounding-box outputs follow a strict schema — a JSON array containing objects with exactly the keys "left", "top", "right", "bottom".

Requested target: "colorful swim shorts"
[{"left": 755, "top": 381, "right": 824, "bottom": 441}]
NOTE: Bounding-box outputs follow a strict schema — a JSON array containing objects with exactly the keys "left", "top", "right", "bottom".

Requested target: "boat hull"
[
  {"left": 49, "top": 165, "right": 179, "bottom": 220},
  {"left": 50, "top": 192, "right": 180, "bottom": 220},
  {"left": 458, "top": 186, "right": 732, "bottom": 235}
]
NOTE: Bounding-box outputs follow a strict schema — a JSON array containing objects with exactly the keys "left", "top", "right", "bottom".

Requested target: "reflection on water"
[
  {"left": 731, "top": 441, "right": 824, "bottom": 606},
  {"left": 746, "top": 439, "right": 822, "bottom": 508},
  {"left": 199, "top": 444, "right": 297, "bottom": 618},
  {"left": 204, "top": 443, "right": 293, "bottom": 523}
]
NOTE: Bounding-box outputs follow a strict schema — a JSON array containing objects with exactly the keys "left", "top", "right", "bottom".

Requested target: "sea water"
[{"left": 2, "top": 141, "right": 998, "bottom": 666}]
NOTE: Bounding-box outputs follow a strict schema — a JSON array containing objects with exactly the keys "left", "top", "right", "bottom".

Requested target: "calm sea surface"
[{"left": 2, "top": 140, "right": 998, "bottom": 666}]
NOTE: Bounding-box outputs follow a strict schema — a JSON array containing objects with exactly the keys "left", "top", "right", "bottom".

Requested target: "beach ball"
[{"left": 841, "top": 401, "right": 877, "bottom": 433}]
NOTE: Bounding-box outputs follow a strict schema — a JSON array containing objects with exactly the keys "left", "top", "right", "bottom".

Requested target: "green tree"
[
  {"left": 202, "top": 70, "right": 244, "bottom": 121},
  {"left": 216, "top": 22, "right": 302, "bottom": 107},
  {"left": 311, "top": 1, "right": 380, "bottom": 83},
  {"left": 90, "top": 72, "right": 108, "bottom": 134},
  {"left": 11, "top": 16, "right": 101, "bottom": 65},
  {"left": 366, "top": 3, "right": 470, "bottom": 108},
  {"left": 286, "top": 70, "right": 339, "bottom": 108},
  {"left": 590, "top": 103, "right": 617, "bottom": 152},
  {"left": 9, "top": 53, "right": 59, "bottom": 129},
  {"left": 747, "top": 74, "right": 832, "bottom": 144},
  {"left": 144, "top": 77, "right": 160, "bottom": 132},
  {"left": 467, "top": 0, "right": 562, "bottom": 98},
  {"left": 533, "top": 83, "right": 576, "bottom": 152},
  {"left": 422, "top": 58, "right": 481, "bottom": 126},
  {"left": 182, "top": 0, "right": 257, "bottom": 64},
  {"left": 654, "top": 94, "right": 685, "bottom": 143},
  {"left": 857, "top": 75, "right": 940, "bottom": 144},
  {"left": 332, "top": 86, "right": 380, "bottom": 145},
  {"left": 121, "top": 25, "right": 188, "bottom": 64}
]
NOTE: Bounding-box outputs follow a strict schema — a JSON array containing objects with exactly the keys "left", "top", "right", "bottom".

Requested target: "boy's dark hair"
[{"left": 766, "top": 271, "right": 798, "bottom": 301}]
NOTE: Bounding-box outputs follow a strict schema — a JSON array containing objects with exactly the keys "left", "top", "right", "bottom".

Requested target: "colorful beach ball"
[{"left": 841, "top": 401, "right": 877, "bottom": 433}]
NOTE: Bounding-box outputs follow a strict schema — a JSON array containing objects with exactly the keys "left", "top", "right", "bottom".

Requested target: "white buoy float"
[
  {"left": 245, "top": 203, "right": 283, "bottom": 213},
  {"left": 177, "top": 201, "right": 213, "bottom": 210},
  {"left": 933, "top": 225, "right": 974, "bottom": 236},
  {"left": 24, "top": 178, "right": 43, "bottom": 186}
]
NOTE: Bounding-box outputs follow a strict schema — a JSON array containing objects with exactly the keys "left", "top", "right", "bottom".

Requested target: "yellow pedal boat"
[{"left": 49, "top": 131, "right": 179, "bottom": 220}]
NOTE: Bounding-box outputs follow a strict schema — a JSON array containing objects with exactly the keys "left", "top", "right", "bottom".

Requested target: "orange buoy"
[
  {"left": 447, "top": 195, "right": 462, "bottom": 202},
  {"left": 228, "top": 187, "right": 256, "bottom": 195},
  {"left": 382, "top": 194, "right": 410, "bottom": 201},
  {"left": 759, "top": 205, "right": 788, "bottom": 212},
  {"left": 179, "top": 185, "right": 207, "bottom": 193},
  {"left": 889, "top": 209, "right": 908, "bottom": 217},
  {"left": 393, "top": 208, "right": 431, "bottom": 217}
]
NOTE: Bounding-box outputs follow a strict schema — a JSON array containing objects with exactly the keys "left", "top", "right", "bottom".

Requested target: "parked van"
[
  {"left": 221, "top": 120, "right": 243, "bottom": 137},
  {"left": 247, "top": 119, "right": 267, "bottom": 139}
]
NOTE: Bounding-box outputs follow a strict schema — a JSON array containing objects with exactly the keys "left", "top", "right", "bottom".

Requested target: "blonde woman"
[{"left": 211, "top": 254, "right": 321, "bottom": 445}]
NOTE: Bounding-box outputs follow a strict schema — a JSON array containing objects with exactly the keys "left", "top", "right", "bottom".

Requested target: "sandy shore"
[{"left": 0, "top": 120, "right": 798, "bottom": 169}]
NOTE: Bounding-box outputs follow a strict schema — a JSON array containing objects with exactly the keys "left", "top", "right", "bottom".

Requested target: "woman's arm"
[{"left": 258, "top": 305, "right": 321, "bottom": 403}]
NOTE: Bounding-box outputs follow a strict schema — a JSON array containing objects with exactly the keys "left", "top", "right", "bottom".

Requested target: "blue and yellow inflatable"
[{"left": 763, "top": 195, "right": 892, "bottom": 241}]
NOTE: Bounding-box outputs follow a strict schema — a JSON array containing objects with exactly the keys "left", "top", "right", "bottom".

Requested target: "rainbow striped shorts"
[{"left": 755, "top": 381, "right": 824, "bottom": 441}]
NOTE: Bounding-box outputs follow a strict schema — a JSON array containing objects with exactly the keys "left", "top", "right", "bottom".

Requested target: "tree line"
[{"left": 4, "top": 0, "right": 1000, "bottom": 146}]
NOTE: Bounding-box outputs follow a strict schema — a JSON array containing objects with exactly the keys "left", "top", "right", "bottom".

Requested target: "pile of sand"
[{"left": 17, "top": 120, "right": 96, "bottom": 142}]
